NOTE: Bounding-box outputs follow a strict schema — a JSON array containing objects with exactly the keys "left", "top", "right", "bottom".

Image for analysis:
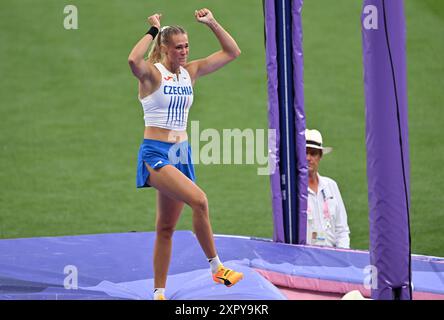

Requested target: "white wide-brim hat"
[{"left": 305, "top": 129, "right": 333, "bottom": 154}]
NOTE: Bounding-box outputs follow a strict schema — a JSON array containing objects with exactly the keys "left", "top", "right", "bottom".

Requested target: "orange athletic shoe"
[{"left": 212, "top": 266, "right": 244, "bottom": 287}]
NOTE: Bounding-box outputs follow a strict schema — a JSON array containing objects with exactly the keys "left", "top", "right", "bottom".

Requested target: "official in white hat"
[
  {"left": 305, "top": 129, "right": 333, "bottom": 155},
  {"left": 305, "top": 129, "right": 350, "bottom": 248}
]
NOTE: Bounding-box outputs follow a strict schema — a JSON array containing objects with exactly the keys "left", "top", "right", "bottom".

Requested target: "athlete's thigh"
[
  {"left": 146, "top": 164, "right": 204, "bottom": 206},
  {"left": 155, "top": 190, "right": 185, "bottom": 228}
]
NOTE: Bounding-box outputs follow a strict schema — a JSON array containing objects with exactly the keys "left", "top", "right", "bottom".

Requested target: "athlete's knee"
[
  {"left": 156, "top": 223, "right": 176, "bottom": 240},
  {"left": 190, "top": 191, "right": 209, "bottom": 216}
]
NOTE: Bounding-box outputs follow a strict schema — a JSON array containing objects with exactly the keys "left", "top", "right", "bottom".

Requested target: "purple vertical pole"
[
  {"left": 361, "top": 0, "right": 412, "bottom": 299},
  {"left": 292, "top": 0, "right": 307, "bottom": 244},
  {"left": 265, "top": 0, "right": 306, "bottom": 244},
  {"left": 265, "top": 0, "right": 285, "bottom": 242}
]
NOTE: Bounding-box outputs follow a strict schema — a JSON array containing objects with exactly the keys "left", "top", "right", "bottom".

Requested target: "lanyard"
[
  {"left": 308, "top": 189, "right": 333, "bottom": 219},
  {"left": 321, "top": 189, "right": 333, "bottom": 220},
  {"left": 308, "top": 188, "right": 333, "bottom": 243}
]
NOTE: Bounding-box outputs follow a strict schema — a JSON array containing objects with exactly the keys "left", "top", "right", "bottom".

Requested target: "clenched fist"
[
  {"left": 194, "top": 8, "right": 215, "bottom": 25},
  {"left": 147, "top": 13, "right": 162, "bottom": 28}
]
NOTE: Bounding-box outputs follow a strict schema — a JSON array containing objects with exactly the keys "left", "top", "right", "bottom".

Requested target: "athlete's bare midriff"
[{"left": 144, "top": 126, "right": 188, "bottom": 143}]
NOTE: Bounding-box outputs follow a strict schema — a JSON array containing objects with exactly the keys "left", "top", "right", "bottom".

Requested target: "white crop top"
[{"left": 139, "top": 63, "right": 194, "bottom": 131}]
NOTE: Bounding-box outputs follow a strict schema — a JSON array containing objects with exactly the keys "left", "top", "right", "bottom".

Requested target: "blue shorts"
[{"left": 136, "top": 139, "right": 196, "bottom": 188}]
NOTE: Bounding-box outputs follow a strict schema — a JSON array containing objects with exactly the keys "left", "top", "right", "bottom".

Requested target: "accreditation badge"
[{"left": 314, "top": 231, "right": 327, "bottom": 246}]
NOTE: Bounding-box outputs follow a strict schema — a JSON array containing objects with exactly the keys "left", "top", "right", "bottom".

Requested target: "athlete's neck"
[{"left": 161, "top": 60, "right": 181, "bottom": 75}]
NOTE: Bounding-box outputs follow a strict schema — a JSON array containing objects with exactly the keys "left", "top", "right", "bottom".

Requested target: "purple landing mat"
[
  {"left": 81, "top": 261, "right": 284, "bottom": 300},
  {"left": 0, "top": 231, "right": 443, "bottom": 299}
]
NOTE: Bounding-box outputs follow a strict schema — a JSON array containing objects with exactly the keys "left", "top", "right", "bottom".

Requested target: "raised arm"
[
  {"left": 186, "top": 9, "right": 241, "bottom": 82},
  {"left": 128, "top": 14, "right": 161, "bottom": 82}
]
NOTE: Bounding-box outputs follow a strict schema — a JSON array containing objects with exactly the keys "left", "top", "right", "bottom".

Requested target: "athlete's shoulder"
[
  {"left": 153, "top": 62, "right": 168, "bottom": 74},
  {"left": 178, "top": 65, "right": 189, "bottom": 76},
  {"left": 184, "top": 60, "right": 199, "bottom": 82}
]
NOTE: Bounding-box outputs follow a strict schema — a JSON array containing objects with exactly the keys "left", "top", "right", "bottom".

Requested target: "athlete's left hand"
[{"left": 194, "top": 8, "right": 215, "bottom": 24}]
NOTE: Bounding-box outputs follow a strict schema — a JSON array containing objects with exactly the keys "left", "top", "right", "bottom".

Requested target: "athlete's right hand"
[{"left": 147, "top": 13, "right": 161, "bottom": 29}]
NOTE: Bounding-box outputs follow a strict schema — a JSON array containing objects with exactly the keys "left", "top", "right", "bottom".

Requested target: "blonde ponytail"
[{"left": 147, "top": 31, "right": 162, "bottom": 64}]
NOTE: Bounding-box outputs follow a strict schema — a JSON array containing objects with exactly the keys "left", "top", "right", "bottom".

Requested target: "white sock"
[
  {"left": 153, "top": 288, "right": 165, "bottom": 300},
  {"left": 208, "top": 256, "right": 223, "bottom": 274}
]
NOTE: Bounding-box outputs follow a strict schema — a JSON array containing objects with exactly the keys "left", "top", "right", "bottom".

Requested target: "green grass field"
[{"left": 0, "top": 0, "right": 443, "bottom": 257}]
